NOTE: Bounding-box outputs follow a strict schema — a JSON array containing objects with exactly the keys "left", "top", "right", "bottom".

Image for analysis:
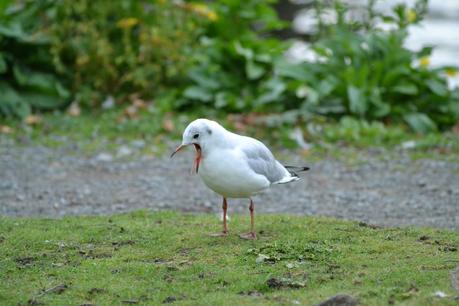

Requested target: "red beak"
[
  {"left": 171, "top": 143, "right": 202, "bottom": 174},
  {"left": 170, "top": 144, "right": 186, "bottom": 158}
]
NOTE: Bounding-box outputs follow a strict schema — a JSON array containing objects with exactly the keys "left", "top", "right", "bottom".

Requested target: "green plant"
[
  {"left": 277, "top": 0, "right": 459, "bottom": 133},
  {"left": 179, "top": 0, "right": 291, "bottom": 113},
  {"left": 0, "top": 1, "right": 70, "bottom": 118},
  {"left": 47, "top": 0, "right": 205, "bottom": 107}
]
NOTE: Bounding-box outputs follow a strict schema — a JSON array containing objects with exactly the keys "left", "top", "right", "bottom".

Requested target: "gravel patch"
[{"left": 1, "top": 140, "right": 458, "bottom": 231}]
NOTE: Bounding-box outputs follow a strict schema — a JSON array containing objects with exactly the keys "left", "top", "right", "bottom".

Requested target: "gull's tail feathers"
[
  {"left": 272, "top": 166, "right": 309, "bottom": 185},
  {"left": 284, "top": 165, "right": 310, "bottom": 178}
]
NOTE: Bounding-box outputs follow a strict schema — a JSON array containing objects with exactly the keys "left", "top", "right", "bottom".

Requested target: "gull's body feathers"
[{"left": 196, "top": 121, "right": 299, "bottom": 198}]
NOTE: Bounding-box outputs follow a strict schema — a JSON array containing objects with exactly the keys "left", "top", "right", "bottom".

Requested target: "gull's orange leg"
[
  {"left": 209, "top": 197, "right": 228, "bottom": 237},
  {"left": 239, "top": 199, "right": 257, "bottom": 240}
]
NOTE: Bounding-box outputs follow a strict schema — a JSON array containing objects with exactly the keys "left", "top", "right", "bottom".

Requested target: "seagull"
[{"left": 171, "top": 118, "right": 309, "bottom": 240}]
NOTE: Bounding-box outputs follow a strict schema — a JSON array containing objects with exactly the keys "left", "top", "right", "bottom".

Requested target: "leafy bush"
[
  {"left": 1, "top": 0, "right": 458, "bottom": 134},
  {"left": 181, "top": 0, "right": 459, "bottom": 133},
  {"left": 178, "top": 0, "right": 290, "bottom": 112},
  {"left": 48, "top": 0, "right": 206, "bottom": 108},
  {"left": 0, "top": 0, "right": 206, "bottom": 116},
  {"left": 0, "top": 1, "right": 70, "bottom": 118},
  {"left": 278, "top": 0, "right": 459, "bottom": 133}
]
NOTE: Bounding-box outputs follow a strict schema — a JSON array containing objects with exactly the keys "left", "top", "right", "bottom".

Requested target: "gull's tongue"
[{"left": 191, "top": 144, "right": 202, "bottom": 174}]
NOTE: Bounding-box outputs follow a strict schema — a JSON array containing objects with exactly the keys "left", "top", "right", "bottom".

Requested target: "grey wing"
[{"left": 240, "top": 138, "right": 289, "bottom": 184}]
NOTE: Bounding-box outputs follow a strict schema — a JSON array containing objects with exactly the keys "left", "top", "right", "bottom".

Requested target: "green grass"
[
  {"left": 1, "top": 211, "right": 458, "bottom": 305},
  {"left": 2, "top": 110, "right": 459, "bottom": 163}
]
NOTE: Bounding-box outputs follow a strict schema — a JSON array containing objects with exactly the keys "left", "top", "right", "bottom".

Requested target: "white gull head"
[{"left": 180, "top": 118, "right": 227, "bottom": 153}]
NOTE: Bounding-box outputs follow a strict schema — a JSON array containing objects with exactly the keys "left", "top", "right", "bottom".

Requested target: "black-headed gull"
[{"left": 171, "top": 118, "right": 309, "bottom": 239}]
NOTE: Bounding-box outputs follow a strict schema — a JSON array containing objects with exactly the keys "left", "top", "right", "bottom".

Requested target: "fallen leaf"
[
  {"left": 67, "top": 102, "right": 81, "bottom": 117},
  {"left": 124, "top": 105, "right": 138, "bottom": 119},
  {"left": 162, "top": 118, "right": 174, "bottom": 132},
  {"left": 133, "top": 99, "right": 147, "bottom": 109},
  {"left": 0, "top": 125, "right": 13, "bottom": 134},
  {"left": 452, "top": 121, "right": 459, "bottom": 134},
  {"left": 24, "top": 115, "right": 42, "bottom": 125}
]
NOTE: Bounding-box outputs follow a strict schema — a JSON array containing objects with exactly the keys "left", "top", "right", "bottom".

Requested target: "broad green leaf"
[
  {"left": 0, "top": 23, "right": 25, "bottom": 39},
  {"left": 370, "top": 88, "right": 390, "bottom": 117},
  {"left": 347, "top": 85, "right": 367, "bottom": 115},
  {"left": 274, "top": 59, "right": 310, "bottom": 81},
  {"left": 246, "top": 60, "right": 265, "bottom": 80},
  {"left": 0, "top": 52, "right": 6, "bottom": 73},
  {"left": 426, "top": 79, "right": 448, "bottom": 97},
  {"left": 0, "top": 81, "right": 30, "bottom": 118},
  {"left": 55, "top": 82, "right": 70, "bottom": 99},
  {"left": 215, "top": 92, "right": 229, "bottom": 108},
  {"left": 404, "top": 113, "right": 438, "bottom": 134},
  {"left": 318, "top": 76, "right": 337, "bottom": 96},
  {"left": 254, "top": 78, "right": 286, "bottom": 105},
  {"left": 234, "top": 41, "right": 253, "bottom": 60},
  {"left": 13, "top": 65, "right": 70, "bottom": 98},
  {"left": 254, "top": 54, "right": 271, "bottom": 63},
  {"left": 393, "top": 83, "right": 418, "bottom": 95},
  {"left": 417, "top": 46, "right": 433, "bottom": 58},
  {"left": 183, "top": 86, "right": 212, "bottom": 102},
  {"left": 188, "top": 69, "right": 220, "bottom": 90},
  {"left": 21, "top": 92, "right": 66, "bottom": 109},
  {"left": 382, "top": 66, "right": 410, "bottom": 86}
]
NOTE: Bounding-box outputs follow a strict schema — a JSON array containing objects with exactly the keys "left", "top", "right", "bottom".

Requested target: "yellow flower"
[
  {"left": 419, "top": 56, "right": 430, "bottom": 68},
  {"left": 184, "top": 3, "right": 218, "bottom": 21},
  {"left": 117, "top": 18, "right": 139, "bottom": 29},
  {"left": 445, "top": 68, "right": 457, "bottom": 77},
  {"left": 406, "top": 9, "right": 417, "bottom": 23}
]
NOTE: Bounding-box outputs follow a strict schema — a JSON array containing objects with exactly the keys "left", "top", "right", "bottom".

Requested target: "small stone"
[
  {"left": 434, "top": 291, "right": 447, "bottom": 298},
  {"left": 95, "top": 153, "right": 113, "bottom": 162},
  {"left": 117, "top": 146, "right": 132, "bottom": 157},
  {"left": 102, "top": 96, "right": 115, "bottom": 109},
  {"left": 163, "top": 296, "right": 176, "bottom": 303},
  {"left": 131, "top": 140, "right": 146, "bottom": 148},
  {"left": 314, "top": 294, "right": 358, "bottom": 306},
  {"left": 402, "top": 140, "right": 416, "bottom": 149},
  {"left": 256, "top": 254, "right": 270, "bottom": 264}
]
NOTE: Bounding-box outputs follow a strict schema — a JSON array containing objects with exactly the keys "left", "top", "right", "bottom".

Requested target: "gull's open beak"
[
  {"left": 170, "top": 143, "right": 202, "bottom": 174},
  {"left": 170, "top": 144, "right": 187, "bottom": 158}
]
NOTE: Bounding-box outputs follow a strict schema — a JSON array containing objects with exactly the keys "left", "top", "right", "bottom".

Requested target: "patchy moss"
[{"left": 1, "top": 211, "right": 458, "bottom": 305}]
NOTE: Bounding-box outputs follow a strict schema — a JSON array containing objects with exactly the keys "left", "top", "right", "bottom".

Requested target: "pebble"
[
  {"left": 117, "top": 146, "right": 132, "bottom": 157},
  {"left": 131, "top": 140, "right": 146, "bottom": 148},
  {"left": 94, "top": 153, "right": 113, "bottom": 162}
]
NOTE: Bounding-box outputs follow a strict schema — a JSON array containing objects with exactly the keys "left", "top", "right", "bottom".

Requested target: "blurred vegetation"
[{"left": 0, "top": 0, "right": 458, "bottom": 135}]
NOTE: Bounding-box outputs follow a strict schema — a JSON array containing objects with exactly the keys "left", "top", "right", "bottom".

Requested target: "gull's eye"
[{"left": 193, "top": 133, "right": 199, "bottom": 139}]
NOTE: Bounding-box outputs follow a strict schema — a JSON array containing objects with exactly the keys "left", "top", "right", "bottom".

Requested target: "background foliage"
[{"left": 0, "top": 0, "right": 458, "bottom": 133}]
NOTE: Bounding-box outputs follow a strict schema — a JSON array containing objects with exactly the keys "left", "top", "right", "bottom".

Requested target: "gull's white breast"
[{"left": 199, "top": 148, "right": 270, "bottom": 198}]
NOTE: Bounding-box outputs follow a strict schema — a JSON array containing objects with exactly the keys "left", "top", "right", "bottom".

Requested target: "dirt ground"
[{"left": 1, "top": 140, "right": 458, "bottom": 231}]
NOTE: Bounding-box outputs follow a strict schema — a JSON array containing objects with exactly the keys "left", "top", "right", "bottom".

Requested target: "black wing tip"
[
  {"left": 284, "top": 165, "right": 310, "bottom": 171},
  {"left": 284, "top": 165, "right": 310, "bottom": 177}
]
